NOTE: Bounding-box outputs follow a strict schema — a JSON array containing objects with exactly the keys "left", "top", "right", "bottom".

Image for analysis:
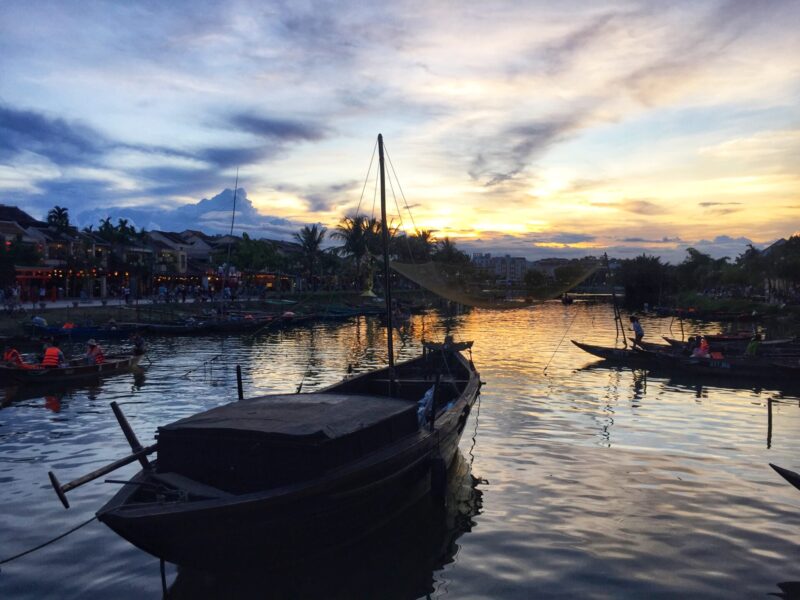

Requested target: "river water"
[{"left": 1, "top": 302, "right": 799, "bottom": 599}]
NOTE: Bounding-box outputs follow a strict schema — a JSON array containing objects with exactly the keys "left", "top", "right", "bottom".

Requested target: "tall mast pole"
[{"left": 378, "top": 134, "right": 395, "bottom": 388}]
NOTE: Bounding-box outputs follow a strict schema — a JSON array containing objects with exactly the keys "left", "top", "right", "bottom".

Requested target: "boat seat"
[{"left": 152, "top": 471, "right": 234, "bottom": 499}]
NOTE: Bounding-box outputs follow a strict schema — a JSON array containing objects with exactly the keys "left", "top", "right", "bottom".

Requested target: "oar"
[
  {"left": 770, "top": 463, "right": 800, "bottom": 492},
  {"left": 49, "top": 444, "right": 157, "bottom": 509},
  {"left": 49, "top": 401, "right": 154, "bottom": 508}
]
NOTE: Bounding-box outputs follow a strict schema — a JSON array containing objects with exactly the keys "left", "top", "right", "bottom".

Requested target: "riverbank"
[{"left": 0, "top": 289, "right": 436, "bottom": 336}]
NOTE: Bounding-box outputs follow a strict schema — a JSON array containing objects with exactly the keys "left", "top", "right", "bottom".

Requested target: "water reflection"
[
  {"left": 168, "top": 451, "right": 484, "bottom": 599},
  {"left": 2, "top": 304, "right": 800, "bottom": 599}
]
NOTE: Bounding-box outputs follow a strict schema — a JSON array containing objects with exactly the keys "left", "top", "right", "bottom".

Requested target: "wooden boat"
[
  {"left": 571, "top": 341, "right": 676, "bottom": 367},
  {"left": 573, "top": 340, "right": 798, "bottom": 380},
  {"left": 47, "top": 134, "right": 483, "bottom": 569},
  {"left": 78, "top": 345, "right": 480, "bottom": 567},
  {"left": 770, "top": 464, "right": 800, "bottom": 492},
  {"left": 0, "top": 354, "right": 142, "bottom": 384},
  {"left": 29, "top": 323, "right": 142, "bottom": 341},
  {"left": 662, "top": 336, "right": 800, "bottom": 356},
  {"left": 654, "top": 307, "right": 760, "bottom": 322}
]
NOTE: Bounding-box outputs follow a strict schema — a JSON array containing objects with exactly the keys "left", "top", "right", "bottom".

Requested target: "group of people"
[
  {"left": 2, "top": 330, "right": 146, "bottom": 370},
  {"left": 3, "top": 338, "right": 106, "bottom": 369}
]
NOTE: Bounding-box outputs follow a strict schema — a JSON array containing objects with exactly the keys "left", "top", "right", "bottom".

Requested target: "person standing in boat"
[
  {"left": 41, "top": 340, "right": 66, "bottom": 368},
  {"left": 130, "top": 331, "right": 146, "bottom": 356},
  {"left": 745, "top": 334, "right": 761, "bottom": 357},
  {"left": 629, "top": 315, "right": 644, "bottom": 348},
  {"left": 85, "top": 339, "right": 105, "bottom": 365}
]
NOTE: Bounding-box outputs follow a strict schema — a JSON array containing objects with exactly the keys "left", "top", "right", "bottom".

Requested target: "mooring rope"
[{"left": 0, "top": 515, "right": 97, "bottom": 570}]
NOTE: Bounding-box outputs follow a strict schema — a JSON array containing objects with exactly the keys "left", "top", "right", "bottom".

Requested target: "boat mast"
[{"left": 378, "top": 134, "right": 395, "bottom": 389}]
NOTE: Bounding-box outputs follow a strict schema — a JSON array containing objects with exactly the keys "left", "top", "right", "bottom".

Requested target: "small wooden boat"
[
  {"left": 662, "top": 336, "right": 800, "bottom": 356},
  {"left": 29, "top": 323, "right": 142, "bottom": 341},
  {"left": 770, "top": 464, "right": 800, "bottom": 492},
  {"left": 571, "top": 341, "right": 676, "bottom": 367},
  {"left": 573, "top": 340, "right": 799, "bottom": 380},
  {"left": 0, "top": 354, "right": 142, "bottom": 384}
]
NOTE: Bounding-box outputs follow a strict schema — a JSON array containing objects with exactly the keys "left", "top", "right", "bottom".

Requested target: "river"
[{"left": 1, "top": 302, "right": 799, "bottom": 599}]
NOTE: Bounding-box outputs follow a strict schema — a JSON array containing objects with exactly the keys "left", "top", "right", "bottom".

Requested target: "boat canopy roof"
[{"left": 159, "top": 393, "right": 418, "bottom": 442}]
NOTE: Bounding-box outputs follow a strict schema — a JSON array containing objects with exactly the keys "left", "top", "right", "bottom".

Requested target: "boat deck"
[{"left": 160, "top": 392, "right": 418, "bottom": 441}]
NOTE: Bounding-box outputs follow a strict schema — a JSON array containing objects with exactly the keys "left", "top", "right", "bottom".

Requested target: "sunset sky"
[{"left": 1, "top": 0, "right": 798, "bottom": 262}]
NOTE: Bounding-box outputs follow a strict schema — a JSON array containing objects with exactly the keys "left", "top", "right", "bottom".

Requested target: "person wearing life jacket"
[
  {"left": 41, "top": 340, "right": 66, "bottom": 368},
  {"left": 3, "top": 345, "right": 30, "bottom": 368},
  {"left": 85, "top": 339, "right": 105, "bottom": 365}
]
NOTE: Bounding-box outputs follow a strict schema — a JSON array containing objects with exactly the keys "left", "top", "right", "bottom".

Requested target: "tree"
[
  {"left": 294, "top": 224, "right": 327, "bottom": 289},
  {"left": 616, "top": 254, "right": 671, "bottom": 307},
  {"left": 524, "top": 268, "right": 547, "bottom": 290},
  {"left": 432, "top": 237, "right": 470, "bottom": 265},
  {"left": 331, "top": 215, "right": 380, "bottom": 288},
  {"left": 47, "top": 206, "right": 70, "bottom": 232},
  {"left": 394, "top": 229, "right": 435, "bottom": 262}
]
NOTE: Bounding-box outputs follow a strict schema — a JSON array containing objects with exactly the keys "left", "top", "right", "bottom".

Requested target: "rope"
[
  {"left": 354, "top": 138, "right": 378, "bottom": 219},
  {"left": 543, "top": 310, "right": 580, "bottom": 375},
  {"left": 0, "top": 515, "right": 97, "bottom": 569},
  {"left": 384, "top": 145, "right": 420, "bottom": 234}
]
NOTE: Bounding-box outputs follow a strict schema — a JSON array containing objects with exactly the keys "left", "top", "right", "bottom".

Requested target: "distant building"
[{"left": 471, "top": 252, "right": 529, "bottom": 283}]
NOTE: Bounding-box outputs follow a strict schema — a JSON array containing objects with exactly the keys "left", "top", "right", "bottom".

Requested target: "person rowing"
[{"left": 85, "top": 339, "right": 105, "bottom": 365}]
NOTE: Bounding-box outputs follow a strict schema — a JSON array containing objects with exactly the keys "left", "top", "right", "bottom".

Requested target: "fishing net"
[{"left": 390, "top": 259, "right": 601, "bottom": 310}]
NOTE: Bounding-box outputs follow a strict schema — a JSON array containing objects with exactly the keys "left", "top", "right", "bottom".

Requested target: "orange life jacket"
[
  {"left": 3, "top": 349, "right": 22, "bottom": 364},
  {"left": 88, "top": 347, "right": 104, "bottom": 364},
  {"left": 42, "top": 347, "right": 62, "bottom": 367}
]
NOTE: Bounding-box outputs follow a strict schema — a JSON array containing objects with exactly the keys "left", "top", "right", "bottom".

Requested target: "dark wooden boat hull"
[
  {"left": 0, "top": 355, "right": 142, "bottom": 384},
  {"left": 96, "top": 351, "right": 480, "bottom": 568},
  {"left": 770, "top": 464, "right": 800, "bottom": 493},
  {"left": 573, "top": 340, "right": 799, "bottom": 380}
]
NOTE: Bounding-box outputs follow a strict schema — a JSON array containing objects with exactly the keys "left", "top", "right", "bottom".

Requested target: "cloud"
[
  {"left": 620, "top": 236, "right": 683, "bottom": 244},
  {"left": 618, "top": 199, "right": 668, "bottom": 215},
  {"left": 699, "top": 202, "right": 742, "bottom": 207},
  {"left": 0, "top": 103, "right": 109, "bottom": 166},
  {"left": 529, "top": 232, "right": 596, "bottom": 244},
  {"left": 469, "top": 115, "right": 584, "bottom": 186},
  {"left": 228, "top": 113, "right": 328, "bottom": 141}
]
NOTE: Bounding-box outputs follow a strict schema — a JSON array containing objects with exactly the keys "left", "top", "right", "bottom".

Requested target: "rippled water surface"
[{"left": 1, "top": 303, "right": 800, "bottom": 599}]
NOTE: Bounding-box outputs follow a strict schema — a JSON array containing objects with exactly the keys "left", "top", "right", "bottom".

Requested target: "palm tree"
[
  {"left": 47, "top": 206, "right": 70, "bottom": 232},
  {"left": 294, "top": 224, "right": 327, "bottom": 290}
]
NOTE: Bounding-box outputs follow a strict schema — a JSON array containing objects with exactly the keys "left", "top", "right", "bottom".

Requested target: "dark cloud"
[
  {"left": 620, "top": 236, "right": 683, "bottom": 243},
  {"left": 468, "top": 116, "right": 582, "bottom": 186},
  {"left": 699, "top": 201, "right": 742, "bottom": 207},
  {"left": 136, "top": 166, "right": 228, "bottom": 196},
  {"left": 228, "top": 114, "right": 327, "bottom": 141},
  {"left": 528, "top": 232, "right": 596, "bottom": 244},
  {"left": 0, "top": 103, "right": 109, "bottom": 166}
]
